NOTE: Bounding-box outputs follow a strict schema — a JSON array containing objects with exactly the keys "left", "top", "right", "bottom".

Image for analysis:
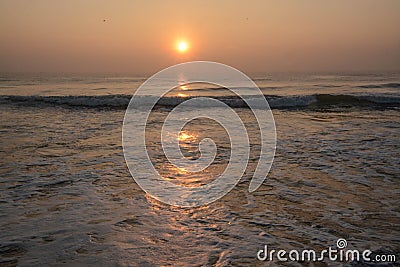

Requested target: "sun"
[{"left": 177, "top": 41, "right": 189, "bottom": 53}]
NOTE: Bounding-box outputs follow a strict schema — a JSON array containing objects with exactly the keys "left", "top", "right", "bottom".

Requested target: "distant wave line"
[{"left": 1, "top": 93, "right": 399, "bottom": 109}]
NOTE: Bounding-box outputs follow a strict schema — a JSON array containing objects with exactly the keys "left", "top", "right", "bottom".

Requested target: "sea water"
[{"left": 0, "top": 72, "right": 399, "bottom": 266}]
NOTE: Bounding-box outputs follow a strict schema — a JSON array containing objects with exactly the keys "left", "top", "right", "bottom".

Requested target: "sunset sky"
[{"left": 1, "top": 0, "right": 399, "bottom": 74}]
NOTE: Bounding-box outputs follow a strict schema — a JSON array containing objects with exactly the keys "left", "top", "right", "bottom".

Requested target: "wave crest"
[{"left": 1, "top": 93, "right": 399, "bottom": 109}]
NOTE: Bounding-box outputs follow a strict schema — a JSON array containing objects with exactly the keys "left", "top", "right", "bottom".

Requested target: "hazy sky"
[{"left": 1, "top": 0, "right": 399, "bottom": 74}]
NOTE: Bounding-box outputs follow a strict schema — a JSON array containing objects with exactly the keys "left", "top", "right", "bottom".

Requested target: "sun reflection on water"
[
  {"left": 178, "top": 131, "right": 196, "bottom": 143},
  {"left": 177, "top": 92, "right": 187, "bottom": 97},
  {"left": 180, "top": 84, "right": 189, "bottom": 91}
]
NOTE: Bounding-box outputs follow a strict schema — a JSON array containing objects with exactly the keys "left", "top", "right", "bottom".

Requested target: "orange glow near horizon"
[{"left": 0, "top": 1, "right": 399, "bottom": 73}]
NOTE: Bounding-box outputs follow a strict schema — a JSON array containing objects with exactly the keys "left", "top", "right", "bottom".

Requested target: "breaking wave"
[
  {"left": 356, "top": 82, "right": 400, "bottom": 89},
  {"left": 1, "top": 93, "right": 399, "bottom": 109}
]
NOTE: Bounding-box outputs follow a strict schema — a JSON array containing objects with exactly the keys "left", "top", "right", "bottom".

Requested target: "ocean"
[{"left": 0, "top": 72, "right": 399, "bottom": 266}]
